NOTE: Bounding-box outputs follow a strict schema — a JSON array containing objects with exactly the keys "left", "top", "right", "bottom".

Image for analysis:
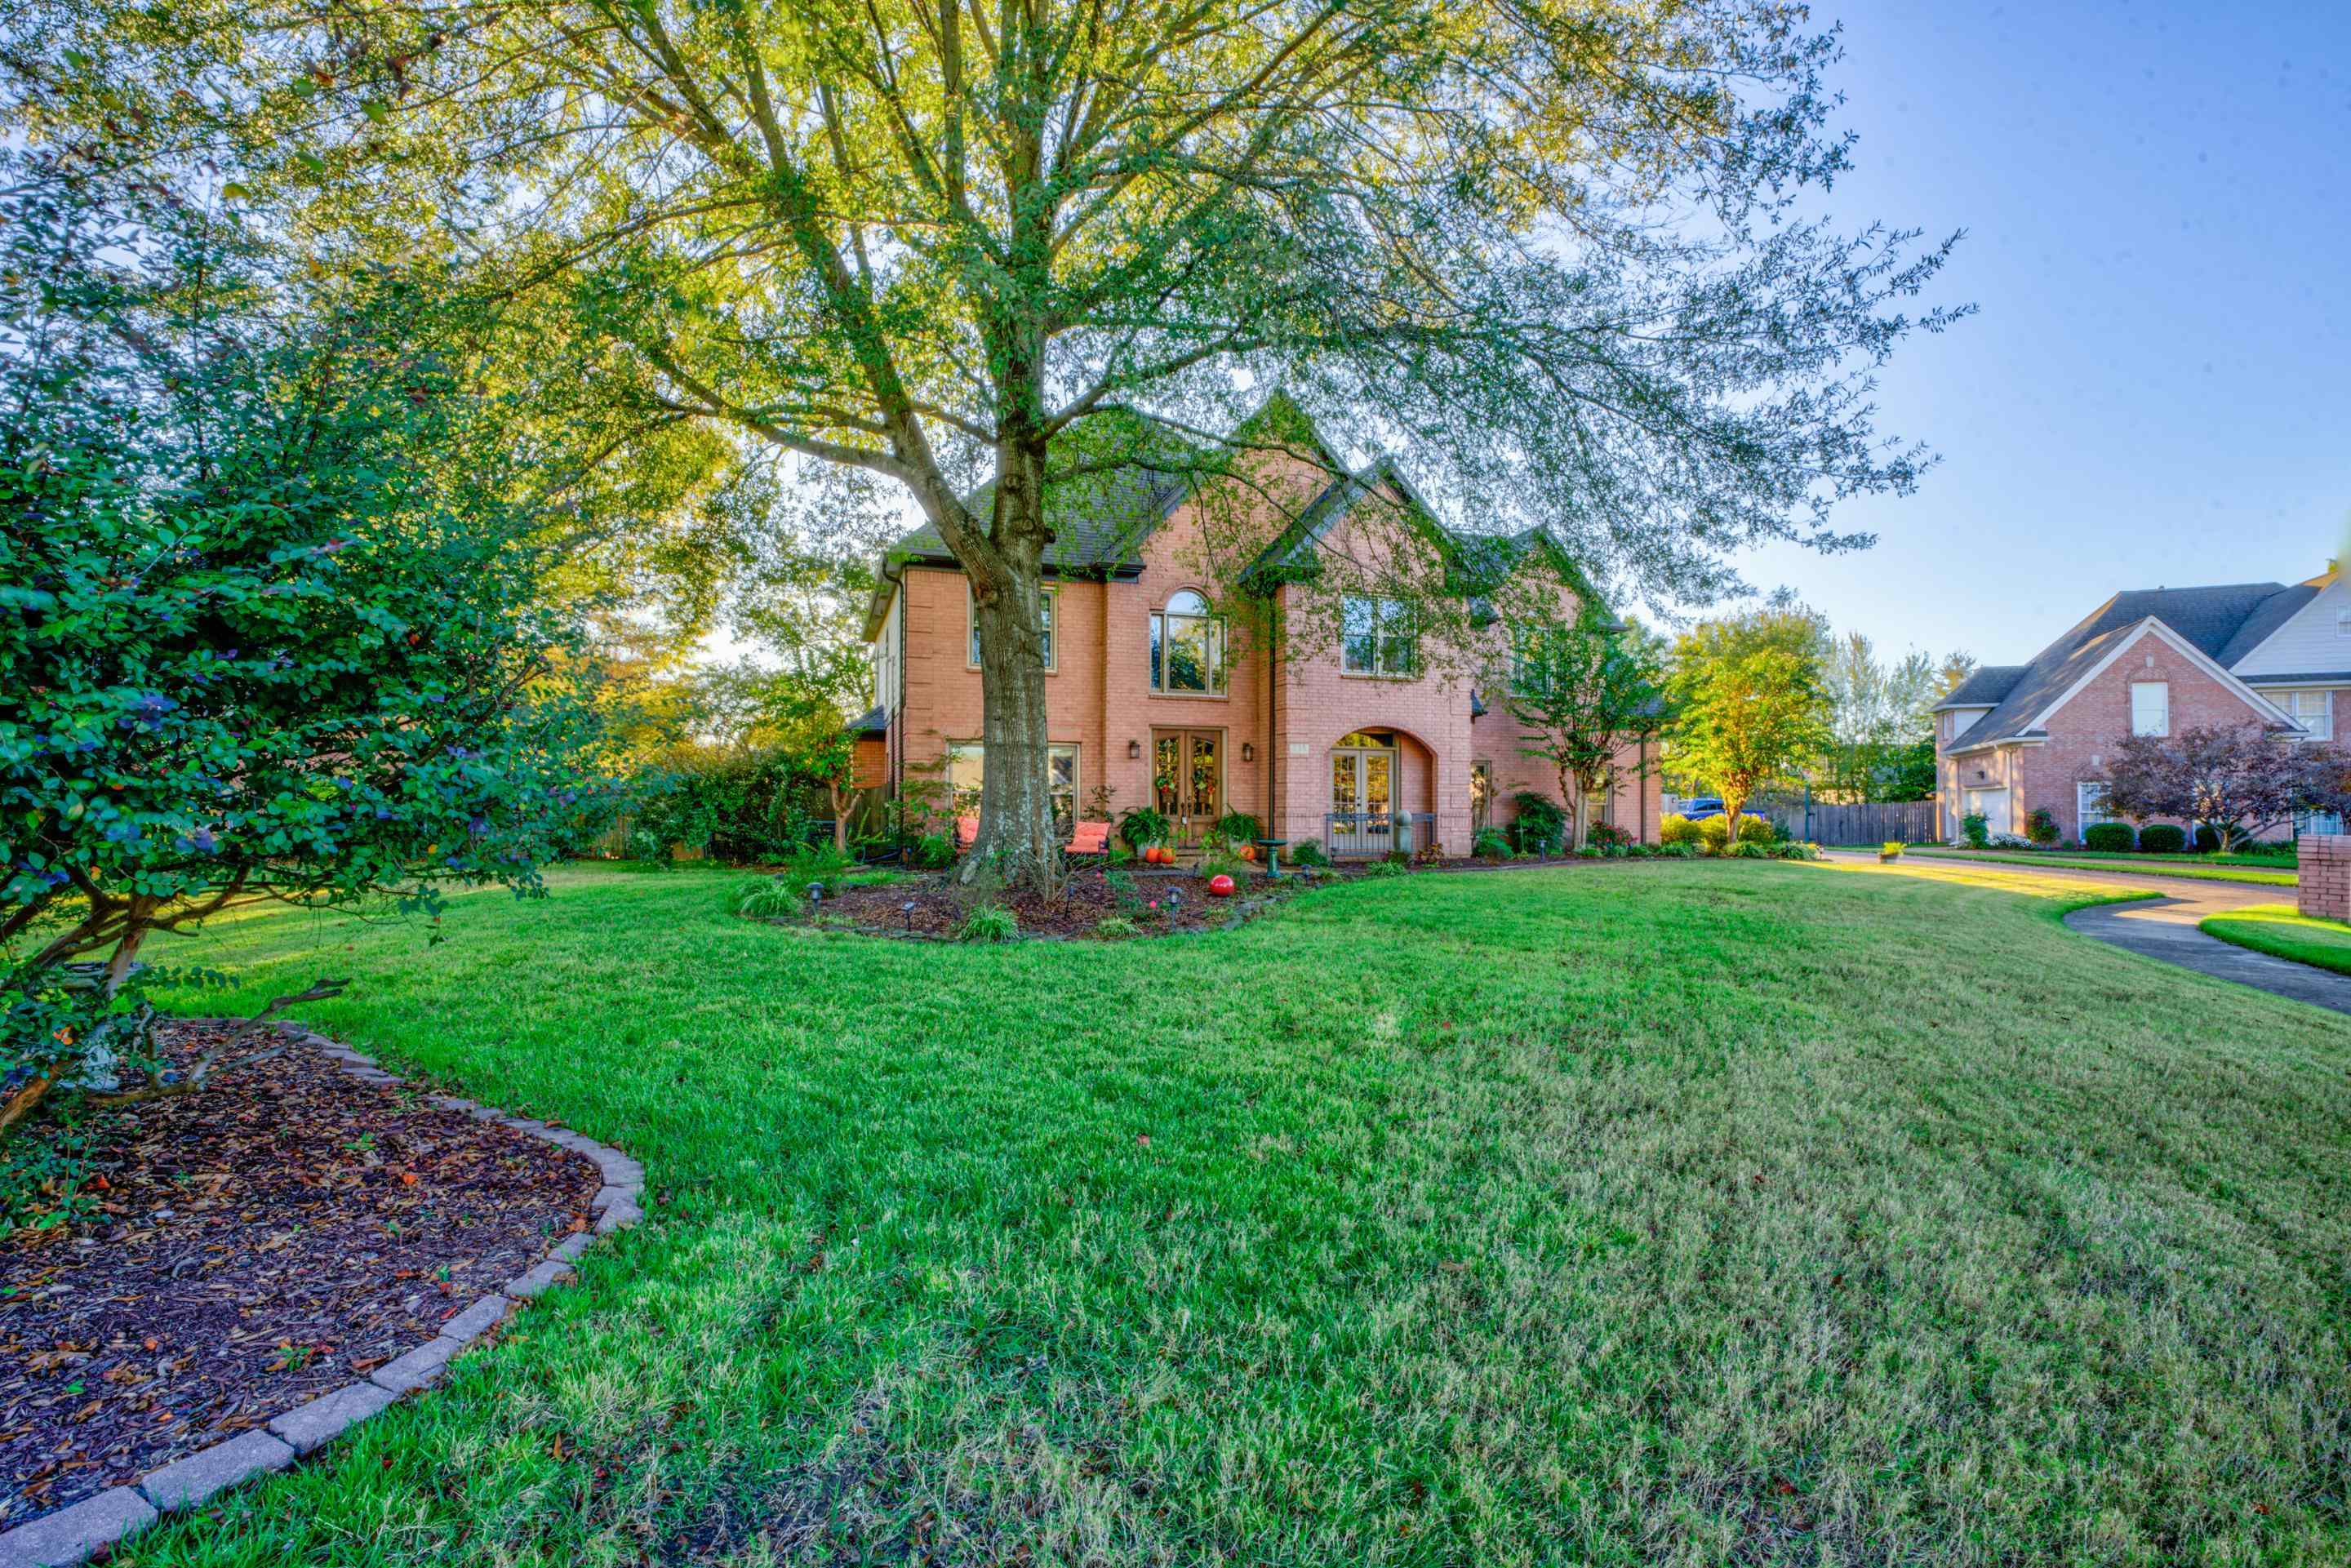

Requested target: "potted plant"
[{"left": 1878, "top": 841, "right": 1903, "bottom": 863}]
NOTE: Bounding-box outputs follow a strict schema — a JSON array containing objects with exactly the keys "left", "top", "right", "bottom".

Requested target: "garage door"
[{"left": 1963, "top": 787, "right": 2011, "bottom": 833}]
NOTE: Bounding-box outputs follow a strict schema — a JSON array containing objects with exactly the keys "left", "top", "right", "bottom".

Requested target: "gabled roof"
[
  {"left": 1945, "top": 602, "right": 2299, "bottom": 753},
  {"left": 2213, "top": 583, "right": 2323, "bottom": 667},
  {"left": 1933, "top": 664, "right": 2026, "bottom": 710}
]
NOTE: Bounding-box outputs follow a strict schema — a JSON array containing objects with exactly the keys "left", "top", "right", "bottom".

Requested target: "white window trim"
[
  {"left": 2077, "top": 780, "right": 2114, "bottom": 829},
  {"left": 1341, "top": 595, "right": 1420, "bottom": 678},
  {"left": 967, "top": 580, "right": 1057, "bottom": 673},
  {"left": 1149, "top": 587, "right": 1229, "bottom": 696},
  {"left": 2281, "top": 688, "right": 2333, "bottom": 740},
  {"left": 2129, "top": 679, "right": 2170, "bottom": 737}
]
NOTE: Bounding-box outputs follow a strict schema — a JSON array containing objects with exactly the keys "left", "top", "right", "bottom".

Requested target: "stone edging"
[{"left": 0, "top": 1030, "right": 646, "bottom": 1568}]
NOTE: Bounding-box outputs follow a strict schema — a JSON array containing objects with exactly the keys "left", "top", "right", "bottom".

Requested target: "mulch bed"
[
  {"left": 0, "top": 1019, "right": 602, "bottom": 1529},
  {"left": 788, "top": 853, "right": 1616, "bottom": 941},
  {"left": 807, "top": 864, "right": 1287, "bottom": 939}
]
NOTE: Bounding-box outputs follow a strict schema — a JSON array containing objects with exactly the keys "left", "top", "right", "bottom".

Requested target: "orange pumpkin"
[{"left": 1238, "top": 845, "right": 1258, "bottom": 862}]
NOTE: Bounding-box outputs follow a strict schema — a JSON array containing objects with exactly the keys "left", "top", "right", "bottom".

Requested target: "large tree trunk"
[
  {"left": 1560, "top": 762, "right": 1588, "bottom": 851},
  {"left": 962, "top": 459, "right": 1060, "bottom": 888}
]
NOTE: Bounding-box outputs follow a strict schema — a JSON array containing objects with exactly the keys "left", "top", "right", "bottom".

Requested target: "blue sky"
[{"left": 1735, "top": 0, "right": 2351, "bottom": 665}]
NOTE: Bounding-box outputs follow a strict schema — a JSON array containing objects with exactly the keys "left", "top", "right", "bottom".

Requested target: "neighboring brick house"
[
  {"left": 862, "top": 402, "right": 1661, "bottom": 856},
  {"left": 1933, "top": 568, "right": 2344, "bottom": 843}
]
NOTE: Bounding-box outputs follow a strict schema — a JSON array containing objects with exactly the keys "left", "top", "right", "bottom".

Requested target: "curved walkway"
[{"left": 1824, "top": 851, "right": 2351, "bottom": 1018}]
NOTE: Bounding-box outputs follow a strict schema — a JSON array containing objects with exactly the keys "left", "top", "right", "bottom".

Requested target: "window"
[
  {"left": 943, "top": 741, "right": 1081, "bottom": 833},
  {"left": 2337, "top": 609, "right": 2351, "bottom": 639},
  {"left": 1949, "top": 708, "right": 1982, "bottom": 740},
  {"left": 1470, "top": 760, "right": 1495, "bottom": 833},
  {"left": 2129, "top": 681, "right": 2169, "bottom": 737},
  {"left": 2282, "top": 689, "right": 2333, "bottom": 740},
  {"left": 1150, "top": 589, "right": 1227, "bottom": 694},
  {"left": 1342, "top": 596, "right": 1417, "bottom": 677},
  {"left": 1509, "top": 629, "right": 1556, "bottom": 696},
  {"left": 2078, "top": 781, "right": 2114, "bottom": 829},
  {"left": 968, "top": 583, "right": 1056, "bottom": 670}
]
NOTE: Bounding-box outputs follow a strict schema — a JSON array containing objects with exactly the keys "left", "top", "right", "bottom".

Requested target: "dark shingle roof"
[
  {"left": 1934, "top": 665, "right": 2026, "bottom": 709},
  {"left": 2214, "top": 584, "right": 2321, "bottom": 666},
  {"left": 887, "top": 461, "right": 1195, "bottom": 578},
  {"left": 1945, "top": 583, "right": 2296, "bottom": 748}
]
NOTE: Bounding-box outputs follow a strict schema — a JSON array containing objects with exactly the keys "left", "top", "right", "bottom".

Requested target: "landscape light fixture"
[{"left": 900, "top": 899, "right": 917, "bottom": 934}]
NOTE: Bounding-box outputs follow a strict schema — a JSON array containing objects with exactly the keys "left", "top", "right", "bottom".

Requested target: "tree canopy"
[
  {"left": 1666, "top": 604, "right": 1833, "bottom": 837},
  {"left": 10, "top": 0, "right": 1963, "bottom": 882}
]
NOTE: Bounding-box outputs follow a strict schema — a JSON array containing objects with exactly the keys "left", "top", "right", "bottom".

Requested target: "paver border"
[{"left": 0, "top": 1029, "right": 647, "bottom": 1568}]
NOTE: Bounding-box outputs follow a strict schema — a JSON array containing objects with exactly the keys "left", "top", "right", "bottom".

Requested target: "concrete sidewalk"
[{"left": 1822, "top": 850, "right": 2351, "bottom": 1018}]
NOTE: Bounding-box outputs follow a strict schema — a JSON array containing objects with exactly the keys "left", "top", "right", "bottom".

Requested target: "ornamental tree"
[
  {"left": 15, "top": 0, "right": 1962, "bottom": 887},
  {"left": 2101, "top": 722, "right": 2348, "bottom": 853},
  {"left": 0, "top": 163, "right": 612, "bottom": 1133},
  {"left": 1667, "top": 605, "right": 1834, "bottom": 843},
  {"left": 1504, "top": 609, "right": 1672, "bottom": 850}
]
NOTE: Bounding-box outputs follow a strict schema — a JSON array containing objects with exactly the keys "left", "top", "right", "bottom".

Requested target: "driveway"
[{"left": 1821, "top": 850, "right": 2351, "bottom": 1018}]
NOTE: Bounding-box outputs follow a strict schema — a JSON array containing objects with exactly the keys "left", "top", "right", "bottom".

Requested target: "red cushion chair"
[
  {"left": 954, "top": 814, "right": 980, "bottom": 851},
  {"left": 1067, "top": 821, "right": 1110, "bottom": 859}
]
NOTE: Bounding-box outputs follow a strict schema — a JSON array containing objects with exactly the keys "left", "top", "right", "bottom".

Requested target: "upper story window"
[
  {"left": 1509, "top": 629, "right": 1552, "bottom": 696},
  {"left": 2337, "top": 608, "right": 2351, "bottom": 639},
  {"left": 1343, "top": 596, "right": 1417, "bottom": 677},
  {"left": 2129, "top": 680, "right": 2169, "bottom": 737},
  {"left": 968, "top": 582, "right": 1056, "bottom": 671},
  {"left": 2282, "top": 688, "right": 2333, "bottom": 740},
  {"left": 1150, "top": 589, "right": 1226, "bottom": 694},
  {"left": 1948, "top": 708, "right": 1983, "bottom": 740}
]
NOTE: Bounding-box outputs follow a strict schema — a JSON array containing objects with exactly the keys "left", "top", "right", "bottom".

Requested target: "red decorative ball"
[{"left": 1207, "top": 873, "right": 1236, "bottom": 897}]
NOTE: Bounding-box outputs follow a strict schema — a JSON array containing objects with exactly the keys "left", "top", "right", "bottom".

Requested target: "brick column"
[{"left": 2297, "top": 835, "right": 2351, "bottom": 921}]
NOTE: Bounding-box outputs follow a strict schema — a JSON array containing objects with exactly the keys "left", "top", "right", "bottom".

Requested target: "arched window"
[{"left": 1151, "top": 589, "right": 1226, "bottom": 694}]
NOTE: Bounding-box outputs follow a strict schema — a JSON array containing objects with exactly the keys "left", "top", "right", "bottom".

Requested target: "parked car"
[{"left": 1678, "top": 797, "right": 1727, "bottom": 821}]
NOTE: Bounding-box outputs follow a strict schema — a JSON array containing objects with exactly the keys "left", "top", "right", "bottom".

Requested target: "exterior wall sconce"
[
  {"left": 1128, "top": 738, "right": 1142, "bottom": 759},
  {"left": 1241, "top": 741, "right": 1255, "bottom": 762}
]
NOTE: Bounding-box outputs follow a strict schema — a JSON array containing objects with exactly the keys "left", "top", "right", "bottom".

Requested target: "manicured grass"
[
  {"left": 117, "top": 860, "right": 2351, "bottom": 1565},
  {"left": 2201, "top": 900, "right": 2351, "bottom": 978},
  {"left": 1908, "top": 846, "right": 2296, "bottom": 886}
]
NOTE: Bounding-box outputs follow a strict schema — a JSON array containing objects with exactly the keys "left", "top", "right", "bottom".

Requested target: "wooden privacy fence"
[{"left": 1752, "top": 797, "right": 1940, "bottom": 846}]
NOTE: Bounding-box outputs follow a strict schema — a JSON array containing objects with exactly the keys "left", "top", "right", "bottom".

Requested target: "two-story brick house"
[
  {"left": 861, "top": 405, "right": 1661, "bottom": 856},
  {"left": 1933, "top": 567, "right": 2344, "bottom": 842}
]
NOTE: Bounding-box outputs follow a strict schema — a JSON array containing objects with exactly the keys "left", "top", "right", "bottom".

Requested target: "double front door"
[{"left": 1153, "top": 729, "right": 1224, "bottom": 846}]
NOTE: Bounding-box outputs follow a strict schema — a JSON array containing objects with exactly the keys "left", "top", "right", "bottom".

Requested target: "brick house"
[
  {"left": 861, "top": 403, "right": 1661, "bottom": 856},
  {"left": 1933, "top": 568, "right": 2344, "bottom": 842}
]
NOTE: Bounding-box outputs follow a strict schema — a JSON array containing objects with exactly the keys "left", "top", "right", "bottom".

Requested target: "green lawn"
[
  {"left": 2201, "top": 901, "right": 2351, "bottom": 978},
  {"left": 1907, "top": 846, "right": 2297, "bottom": 886},
  {"left": 113, "top": 860, "right": 2351, "bottom": 1566}
]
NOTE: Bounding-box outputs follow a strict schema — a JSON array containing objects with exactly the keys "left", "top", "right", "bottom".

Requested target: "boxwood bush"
[
  {"left": 2082, "top": 821, "right": 2136, "bottom": 852},
  {"left": 2137, "top": 824, "right": 2187, "bottom": 853},
  {"left": 1659, "top": 814, "right": 1700, "bottom": 846}
]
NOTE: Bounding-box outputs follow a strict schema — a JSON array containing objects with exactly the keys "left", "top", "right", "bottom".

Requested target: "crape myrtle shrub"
[{"left": 0, "top": 161, "right": 615, "bottom": 1126}]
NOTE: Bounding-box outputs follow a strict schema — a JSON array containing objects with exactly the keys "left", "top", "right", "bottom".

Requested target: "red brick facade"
[
  {"left": 1938, "top": 623, "right": 2283, "bottom": 842},
  {"left": 875, "top": 459, "right": 1660, "bottom": 854},
  {"left": 2299, "top": 836, "right": 2351, "bottom": 920}
]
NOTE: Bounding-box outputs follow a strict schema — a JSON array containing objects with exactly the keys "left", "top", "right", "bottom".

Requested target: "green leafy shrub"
[
  {"left": 958, "top": 905, "right": 1020, "bottom": 943},
  {"left": 0, "top": 170, "right": 612, "bottom": 1114},
  {"left": 1656, "top": 842, "right": 1699, "bottom": 859},
  {"left": 1697, "top": 815, "right": 1732, "bottom": 854},
  {"left": 2082, "top": 822, "right": 2135, "bottom": 852},
  {"left": 1286, "top": 840, "right": 1330, "bottom": 868},
  {"left": 1118, "top": 807, "right": 1171, "bottom": 851},
  {"left": 1729, "top": 841, "right": 1771, "bottom": 859},
  {"left": 1211, "top": 811, "right": 1262, "bottom": 848},
  {"left": 1659, "top": 814, "right": 1700, "bottom": 846},
  {"left": 1471, "top": 827, "right": 1513, "bottom": 860},
  {"left": 2027, "top": 807, "right": 2060, "bottom": 846},
  {"left": 1093, "top": 916, "right": 1140, "bottom": 940},
  {"left": 2138, "top": 824, "right": 2187, "bottom": 853},
  {"left": 1589, "top": 823, "right": 1633, "bottom": 849},
  {"left": 1735, "top": 815, "right": 1777, "bottom": 845},
  {"left": 1626, "top": 842, "right": 1660, "bottom": 858},
  {"left": 1199, "top": 852, "right": 1253, "bottom": 884},
  {"left": 1360, "top": 858, "right": 1408, "bottom": 878},
  {"left": 1961, "top": 812, "right": 1990, "bottom": 848},
  {"left": 2193, "top": 824, "right": 2222, "bottom": 853},
  {"left": 913, "top": 833, "right": 955, "bottom": 870},
  {"left": 1509, "top": 793, "right": 1567, "bottom": 854},
  {"left": 1768, "top": 841, "right": 1821, "bottom": 860}
]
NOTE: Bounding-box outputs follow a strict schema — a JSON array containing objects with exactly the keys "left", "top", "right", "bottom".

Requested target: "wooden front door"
[{"left": 1153, "top": 729, "right": 1224, "bottom": 846}]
